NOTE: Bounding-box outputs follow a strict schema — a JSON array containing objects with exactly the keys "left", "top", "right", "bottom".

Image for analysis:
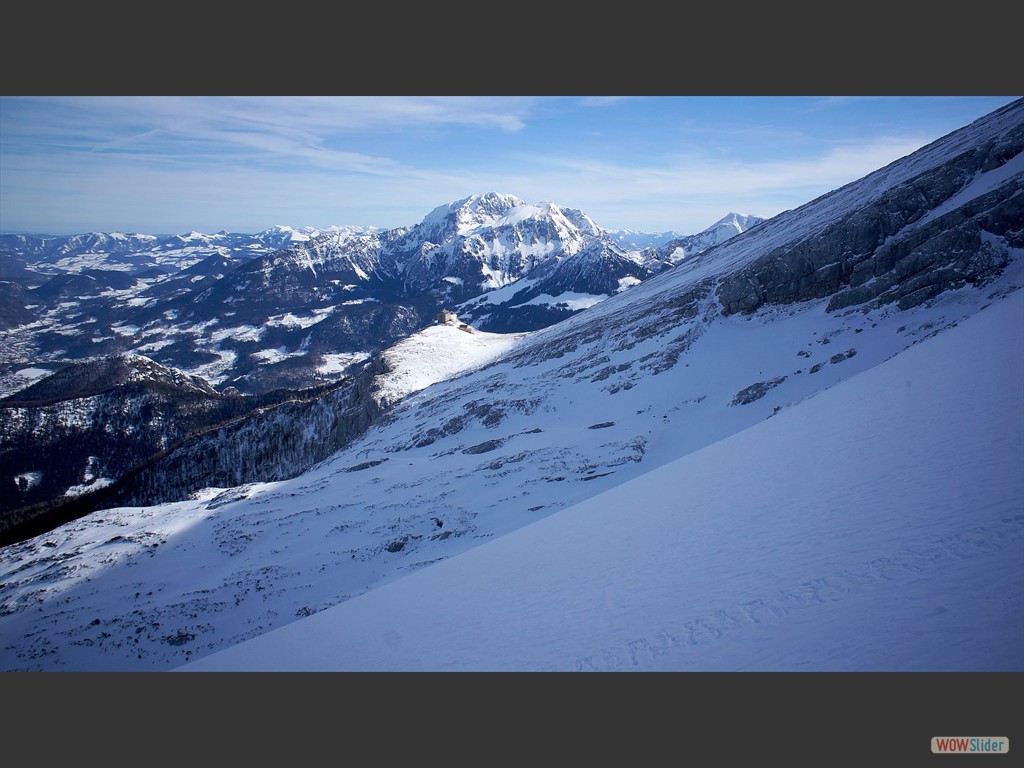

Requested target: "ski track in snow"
[{"left": 575, "top": 514, "right": 1024, "bottom": 671}]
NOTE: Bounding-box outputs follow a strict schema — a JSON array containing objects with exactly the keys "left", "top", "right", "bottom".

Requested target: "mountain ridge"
[{"left": 1, "top": 201, "right": 752, "bottom": 397}]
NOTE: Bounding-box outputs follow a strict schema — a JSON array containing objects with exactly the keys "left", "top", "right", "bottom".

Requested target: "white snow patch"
[
  {"left": 252, "top": 346, "right": 303, "bottom": 364},
  {"left": 524, "top": 292, "right": 606, "bottom": 310},
  {"left": 459, "top": 278, "right": 538, "bottom": 308},
  {"left": 132, "top": 339, "right": 174, "bottom": 354},
  {"left": 317, "top": 352, "right": 369, "bottom": 375},
  {"left": 189, "top": 349, "right": 236, "bottom": 384},
  {"left": 266, "top": 307, "right": 336, "bottom": 329},
  {"left": 181, "top": 320, "right": 218, "bottom": 336},
  {"left": 65, "top": 477, "right": 114, "bottom": 497},
  {"left": 13, "top": 471, "right": 43, "bottom": 491},
  {"left": 374, "top": 323, "right": 529, "bottom": 406},
  {"left": 13, "top": 367, "right": 52, "bottom": 386},
  {"left": 210, "top": 325, "right": 263, "bottom": 344},
  {"left": 83, "top": 456, "right": 100, "bottom": 482}
]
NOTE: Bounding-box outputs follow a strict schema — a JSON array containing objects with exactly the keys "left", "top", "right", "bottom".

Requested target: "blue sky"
[{"left": 1, "top": 96, "right": 1018, "bottom": 237}]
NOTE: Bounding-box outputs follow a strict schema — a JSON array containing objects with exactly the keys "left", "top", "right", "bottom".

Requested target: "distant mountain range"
[
  {"left": 0, "top": 225, "right": 363, "bottom": 279},
  {"left": 0, "top": 203, "right": 762, "bottom": 397},
  {"left": 0, "top": 205, "right": 761, "bottom": 530}
]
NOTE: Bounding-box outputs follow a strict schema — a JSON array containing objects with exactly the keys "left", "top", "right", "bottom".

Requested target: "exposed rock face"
[
  {"left": 527, "top": 241, "right": 652, "bottom": 298},
  {"left": 730, "top": 376, "right": 788, "bottom": 406},
  {"left": 717, "top": 120, "right": 1024, "bottom": 316}
]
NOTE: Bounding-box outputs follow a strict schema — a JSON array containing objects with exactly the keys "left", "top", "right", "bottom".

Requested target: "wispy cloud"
[
  {"left": 2, "top": 96, "right": 537, "bottom": 162},
  {"left": 2, "top": 96, "right": 1014, "bottom": 236},
  {"left": 0, "top": 128, "right": 943, "bottom": 235},
  {"left": 499, "top": 134, "right": 930, "bottom": 218}
]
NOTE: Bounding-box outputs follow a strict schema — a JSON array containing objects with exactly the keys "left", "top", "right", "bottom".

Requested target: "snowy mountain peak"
[
  {"left": 267, "top": 225, "right": 314, "bottom": 243},
  {"left": 421, "top": 192, "right": 529, "bottom": 235},
  {"left": 388, "top": 192, "right": 626, "bottom": 305},
  {"left": 554, "top": 205, "right": 604, "bottom": 237},
  {"left": 643, "top": 212, "right": 767, "bottom": 267},
  {"left": 457, "top": 191, "right": 527, "bottom": 214},
  {"left": 708, "top": 212, "right": 761, "bottom": 234}
]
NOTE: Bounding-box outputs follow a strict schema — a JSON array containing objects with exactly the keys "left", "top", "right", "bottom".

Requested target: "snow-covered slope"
[
  {"left": 179, "top": 289, "right": 1024, "bottom": 671},
  {"left": 372, "top": 312, "right": 528, "bottom": 407},
  {"left": 0, "top": 98, "right": 1021, "bottom": 672}
]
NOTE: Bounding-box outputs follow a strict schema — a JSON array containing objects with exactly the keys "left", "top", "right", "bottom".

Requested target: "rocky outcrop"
[
  {"left": 717, "top": 122, "right": 1024, "bottom": 316},
  {"left": 730, "top": 376, "right": 788, "bottom": 406}
]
